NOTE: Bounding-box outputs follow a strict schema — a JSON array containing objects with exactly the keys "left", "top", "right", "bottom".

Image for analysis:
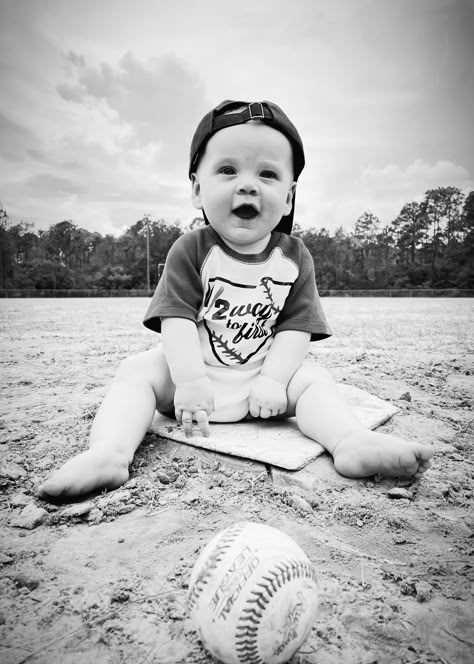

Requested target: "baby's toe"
[
  {"left": 414, "top": 458, "right": 433, "bottom": 477},
  {"left": 38, "top": 475, "right": 70, "bottom": 498}
]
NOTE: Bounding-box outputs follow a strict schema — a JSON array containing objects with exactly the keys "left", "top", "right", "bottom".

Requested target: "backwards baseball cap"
[{"left": 189, "top": 100, "right": 305, "bottom": 235}]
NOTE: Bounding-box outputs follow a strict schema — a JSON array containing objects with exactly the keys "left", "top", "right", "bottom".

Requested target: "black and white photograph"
[{"left": 1, "top": 1, "right": 473, "bottom": 663}]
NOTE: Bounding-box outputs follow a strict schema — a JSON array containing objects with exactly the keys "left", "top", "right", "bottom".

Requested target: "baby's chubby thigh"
[
  {"left": 115, "top": 344, "right": 176, "bottom": 413},
  {"left": 285, "top": 360, "right": 336, "bottom": 415},
  {"left": 206, "top": 364, "right": 260, "bottom": 422}
]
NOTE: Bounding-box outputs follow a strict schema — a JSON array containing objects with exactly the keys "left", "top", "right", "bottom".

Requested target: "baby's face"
[{"left": 191, "top": 122, "right": 296, "bottom": 254}]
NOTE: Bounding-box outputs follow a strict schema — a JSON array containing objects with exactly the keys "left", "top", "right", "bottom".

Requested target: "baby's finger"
[
  {"left": 181, "top": 411, "right": 194, "bottom": 437},
  {"left": 259, "top": 407, "right": 272, "bottom": 419},
  {"left": 195, "top": 409, "right": 210, "bottom": 437}
]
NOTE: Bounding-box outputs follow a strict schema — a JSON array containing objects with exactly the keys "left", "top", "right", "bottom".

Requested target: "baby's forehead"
[{"left": 205, "top": 121, "right": 293, "bottom": 155}]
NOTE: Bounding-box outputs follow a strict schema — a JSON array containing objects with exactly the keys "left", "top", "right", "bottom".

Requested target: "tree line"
[{"left": 1, "top": 186, "right": 473, "bottom": 292}]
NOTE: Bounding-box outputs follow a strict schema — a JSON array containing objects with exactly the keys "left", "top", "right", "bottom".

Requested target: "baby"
[{"left": 39, "top": 99, "right": 433, "bottom": 500}]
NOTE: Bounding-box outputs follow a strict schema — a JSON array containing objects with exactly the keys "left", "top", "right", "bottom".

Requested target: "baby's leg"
[
  {"left": 287, "top": 362, "right": 433, "bottom": 479},
  {"left": 38, "top": 346, "right": 175, "bottom": 500}
]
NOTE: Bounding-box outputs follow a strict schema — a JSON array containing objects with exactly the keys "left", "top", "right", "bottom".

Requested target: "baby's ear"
[
  {"left": 191, "top": 173, "right": 203, "bottom": 210},
  {"left": 284, "top": 182, "right": 297, "bottom": 215}
]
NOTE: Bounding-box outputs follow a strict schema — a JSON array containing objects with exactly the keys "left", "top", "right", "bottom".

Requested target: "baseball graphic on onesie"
[{"left": 202, "top": 276, "right": 292, "bottom": 366}]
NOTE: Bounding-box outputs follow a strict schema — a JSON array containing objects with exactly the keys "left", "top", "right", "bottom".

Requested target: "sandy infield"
[{"left": 1, "top": 297, "right": 473, "bottom": 664}]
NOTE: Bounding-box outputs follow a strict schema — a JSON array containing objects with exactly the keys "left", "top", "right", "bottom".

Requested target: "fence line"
[
  {"left": 1, "top": 288, "right": 473, "bottom": 298},
  {"left": 319, "top": 288, "right": 474, "bottom": 297},
  {"left": 0, "top": 289, "right": 153, "bottom": 298}
]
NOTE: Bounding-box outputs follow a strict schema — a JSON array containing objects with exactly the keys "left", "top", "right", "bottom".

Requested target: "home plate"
[{"left": 150, "top": 384, "right": 399, "bottom": 471}]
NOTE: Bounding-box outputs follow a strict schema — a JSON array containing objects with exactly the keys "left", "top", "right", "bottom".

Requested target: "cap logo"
[{"left": 248, "top": 102, "right": 265, "bottom": 120}]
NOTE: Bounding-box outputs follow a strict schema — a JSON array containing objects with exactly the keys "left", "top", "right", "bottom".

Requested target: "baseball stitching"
[
  {"left": 188, "top": 522, "right": 247, "bottom": 611},
  {"left": 234, "top": 558, "right": 317, "bottom": 664}
]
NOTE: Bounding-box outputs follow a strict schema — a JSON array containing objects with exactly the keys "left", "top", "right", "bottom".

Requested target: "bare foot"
[
  {"left": 37, "top": 448, "right": 129, "bottom": 501},
  {"left": 332, "top": 429, "right": 434, "bottom": 479}
]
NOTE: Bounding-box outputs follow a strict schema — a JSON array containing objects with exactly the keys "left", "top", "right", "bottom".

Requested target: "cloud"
[
  {"left": 296, "top": 159, "right": 474, "bottom": 233},
  {"left": 26, "top": 173, "right": 86, "bottom": 197},
  {"left": 345, "top": 159, "right": 473, "bottom": 227},
  {"left": 357, "top": 159, "right": 473, "bottom": 200},
  {"left": 2, "top": 48, "right": 209, "bottom": 235},
  {"left": 0, "top": 112, "right": 37, "bottom": 160},
  {"left": 4, "top": 125, "right": 194, "bottom": 236},
  {"left": 57, "top": 51, "right": 209, "bottom": 166},
  {"left": 2, "top": 0, "right": 472, "bottom": 240}
]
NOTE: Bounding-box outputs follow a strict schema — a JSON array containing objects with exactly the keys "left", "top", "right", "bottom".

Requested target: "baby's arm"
[
  {"left": 161, "top": 318, "right": 214, "bottom": 436},
  {"left": 249, "top": 330, "right": 310, "bottom": 418}
]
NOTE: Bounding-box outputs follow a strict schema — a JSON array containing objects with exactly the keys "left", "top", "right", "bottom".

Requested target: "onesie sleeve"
[
  {"left": 275, "top": 239, "right": 332, "bottom": 341},
  {"left": 143, "top": 232, "right": 204, "bottom": 333}
]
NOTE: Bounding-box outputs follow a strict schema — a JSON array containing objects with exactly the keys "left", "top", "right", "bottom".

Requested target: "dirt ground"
[{"left": 0, "top": 297, "right": 473, "bottom": 664}]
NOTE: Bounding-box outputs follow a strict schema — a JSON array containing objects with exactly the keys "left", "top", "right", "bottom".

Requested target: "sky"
[{"left": 1, "top": 0, "right": 473, "bottom": 237}]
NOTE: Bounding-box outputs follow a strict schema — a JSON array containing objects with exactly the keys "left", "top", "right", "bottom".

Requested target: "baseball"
[{"left": 188, "top": 521, "right": 318, "bottom": 664}]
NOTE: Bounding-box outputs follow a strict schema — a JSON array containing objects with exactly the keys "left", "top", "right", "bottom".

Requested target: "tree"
[
  {"left": 0, "top": 203, "right": 10, "bottom": 288},
  {"left": 16, "top": 257, "right": 74, "bottom": 289},
  {"left": 115, "top": 217, "right": 182, "bottom": 288},
  {"left": 353, "top": 211, "right": 382, "bottom": 286},
  {"left": 391, "top": 201, "right": 427, "bottom": 265},
  {"left": 354, "top": 210, "right": 380, "bottom": 243},
  {"left": 42, "top": 220, "right": 79, "bottom": 268},
  {"left": 0, "top": 205, "right": 41, "bottom": 288},
  {"left": 461, "top": 190, "right": 474, "bottom": 239},
  {"left": 1, "top": 185, "right": 472, "bottom": 291},
  {"left": 94, "top": 265, "right": 133, "bottom": 290},
  {"left": 374, "top": 226, "right": 396, "bottom": 288},
  {"left": 332, "top": 227, "right": 356, "bottom": 289},
  {"left": 186, "top": 216, "right": 205, "bottom": 231},
  {"left": 295, "top": 226, "right": 336, "bottom": 289},
  {"left": 423, "top": 187, "right": 465, "bottom": 284},
  {"left": 447, "top": 190, "right": 474, "bottom": 288}
]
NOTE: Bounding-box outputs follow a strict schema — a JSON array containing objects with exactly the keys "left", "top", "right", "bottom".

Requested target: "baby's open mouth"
[{"left": 233, "top": 204, "right": 259, "bottom": 220}]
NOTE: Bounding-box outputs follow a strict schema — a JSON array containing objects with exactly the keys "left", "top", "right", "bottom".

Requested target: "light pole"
[
  {"left": 142, "top": 214, "right": 151, "bottom": 292},
  {"left": 146, "top": 218, "right": 150, "bottom": 292}
]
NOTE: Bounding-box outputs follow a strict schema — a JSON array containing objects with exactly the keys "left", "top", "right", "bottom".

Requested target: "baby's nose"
[{"left": 236, "top": 175, "right": 258, "bottom": 195}]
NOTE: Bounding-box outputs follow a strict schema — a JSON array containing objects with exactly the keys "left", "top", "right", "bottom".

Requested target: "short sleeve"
[
  {"left": 275, "top": 240, "right": 331, "bottom": 341},
  {"left": 143, "top": 233, "right": 204, "bottom": 333}
]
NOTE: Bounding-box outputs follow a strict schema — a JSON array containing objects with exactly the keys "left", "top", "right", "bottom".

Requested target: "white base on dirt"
[
  {"left": 150, "top": 383, "right": 399, "bottom": 470},
  {"left": 188, "top": 521, "right": 318, "bottom": 664}
]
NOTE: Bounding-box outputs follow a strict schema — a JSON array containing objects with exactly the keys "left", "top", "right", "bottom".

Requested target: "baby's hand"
[
  {"left": 174, "top": 377, "right": 214, "bottom": 437},
  {"left": 248, "top": 375, "right": 288, "bottom": 419}
]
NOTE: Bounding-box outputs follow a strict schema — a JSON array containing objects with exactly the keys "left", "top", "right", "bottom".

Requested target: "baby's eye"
[
  {"left": 260, "top": 170, "right": 278, "bottom": 179},
  {"left": 219, "top": 166, "right": 236, "bottom": 175}
]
